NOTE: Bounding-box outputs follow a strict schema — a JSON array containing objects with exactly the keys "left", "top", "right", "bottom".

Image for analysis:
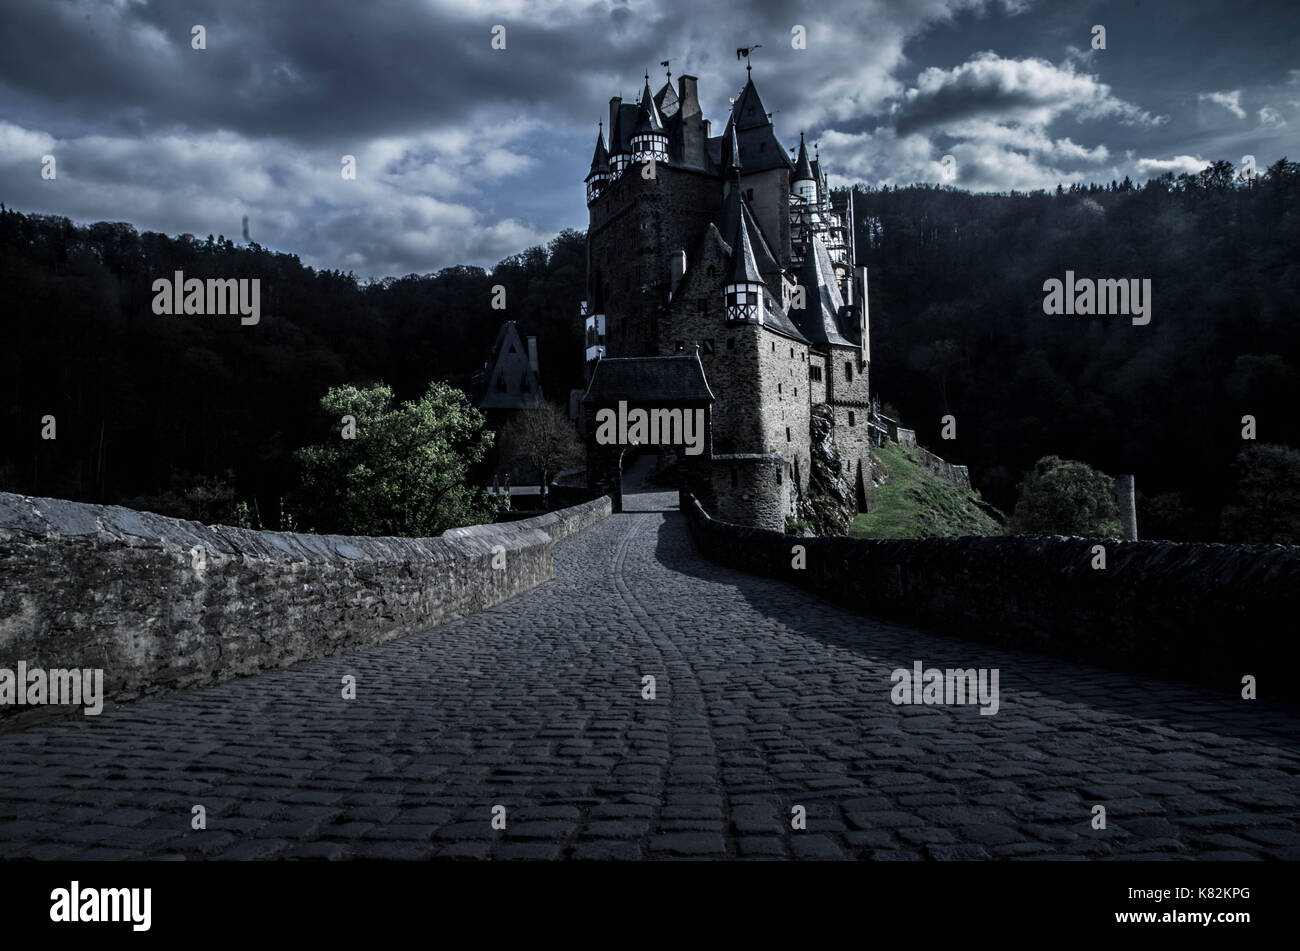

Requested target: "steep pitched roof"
[
  {"left": 633, "top": 77, "right": 665, "bottom": 135},
  {"left": 718, "top": 188, "right": 780, "bottom": 276},
  {"left": 582, "top": 354, "right": 716, "bottom": 403},
  {"left": 654, "top": 80, "right": 678, "bottom": 118},
  {"left": 477, "top": 321, "right": 544, "bottom": 409},
  {"left": 791, "top": 233, "right": 853, "bottom": 347},
  {"left": 793, "top": 132, "right": 814, "bottom": 183},
  {"left": 587, "top": 125, "right": 609, "bottom": 178},
  {"left": 725, "top": 76, "right": 793, "bottom": 173},
  {"left": 726, "top": 200, "right": 764, "bottom": 286}
]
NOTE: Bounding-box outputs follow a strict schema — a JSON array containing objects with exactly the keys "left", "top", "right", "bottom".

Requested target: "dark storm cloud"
[{"left": 1, "top": 0, "right": 1296, "bottom": 277}]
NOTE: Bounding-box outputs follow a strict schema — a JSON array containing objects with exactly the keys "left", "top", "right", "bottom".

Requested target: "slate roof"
[
  {"left": 719, "top": 77, "right": 792, "bottom": 174},
  {"left": 791, "top": 233, "right": 854, "bottom": 347},
  {"left": 582, "top": 354, "right": 716, "bottom": 404},
  {"left": 793, "top": 132, "right": 814, "bottom": 183},
  {"left": 633, "top": 78, "right": 665, "bottom": 135},
  {"left": 476, "top": 321, "right": 544, "bottom": 409},
  {"left": 654, "top": 81, "right": 678, "bottom": 118},
  {"left": 587, "top": 126, "right": 609, "bottom": 178},
  {"left": 717, "top": 188, "right": 782, "bottom": 277}
]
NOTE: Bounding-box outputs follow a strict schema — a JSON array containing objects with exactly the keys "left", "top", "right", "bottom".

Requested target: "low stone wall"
[
  {"left": 913, "top": 446, "right": 971, "bottom": 488},
  {"left": 0, "top": 493, "right": 610, "bottom": 726},
  {"left": 684, "top": 494, "right": 1300, "bottom": 700}
]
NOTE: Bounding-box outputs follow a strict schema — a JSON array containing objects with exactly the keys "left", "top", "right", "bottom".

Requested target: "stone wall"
[
  {"left": 0, "top": 493, "right": 611, "bottom": 726},
  {"left": 707, "top": 454, "right": 793, "bottom": 532},
  {"left": 684, "top": 494, "right": 1300, "bottom": 700}
]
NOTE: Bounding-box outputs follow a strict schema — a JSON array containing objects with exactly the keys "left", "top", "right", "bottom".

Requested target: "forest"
[
  {"left": 846, "top": 158, "right": 1300, "bottom": 540},
  {"left": 1, "top": 156, "right": 1297, "bottom": 540}
]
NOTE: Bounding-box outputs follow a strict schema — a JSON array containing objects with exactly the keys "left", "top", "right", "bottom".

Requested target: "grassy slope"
[{"left": 849, "top": 440, "right": 1002, "bottom": 539}]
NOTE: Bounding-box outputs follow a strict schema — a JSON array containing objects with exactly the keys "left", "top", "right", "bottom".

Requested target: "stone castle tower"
[{"left": 579, "top": 66, "right": 872, "bottom": 531}]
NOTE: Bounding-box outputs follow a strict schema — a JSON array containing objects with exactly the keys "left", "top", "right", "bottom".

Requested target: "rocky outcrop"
[{"left": 796, "top": 404, "right": 856, "bottom": 535}]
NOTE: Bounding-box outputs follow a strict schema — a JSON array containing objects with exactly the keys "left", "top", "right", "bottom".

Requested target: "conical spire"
[
  {"left": 793, "top": 132, "right": 814, "bottom": 183},
  {"left": 633, "top": 74, "right": 665, "bottom": 135},
  {"left": 726, "top": 197, "right": 764, "bottom": 286},
  {"left": 587, "top": 122, "right": 610, "bottom": 178},
  {"left": 724, "top": 102, "right": 743, "bottom": 176}
]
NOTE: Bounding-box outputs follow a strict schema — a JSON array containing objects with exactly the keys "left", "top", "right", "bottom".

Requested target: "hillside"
[{"left": 850, "top": 439, "right": 1002, "bottom": 539}]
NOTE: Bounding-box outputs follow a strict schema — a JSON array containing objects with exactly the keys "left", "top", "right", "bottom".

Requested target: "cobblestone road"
[{"left": 2, "top": 461, "right": 1298, "bottom": 860}]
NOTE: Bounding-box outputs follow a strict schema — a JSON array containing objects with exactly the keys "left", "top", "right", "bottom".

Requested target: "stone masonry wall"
[
  {"left": 0, "top": 493, "right": 611, "bottom": 726},
  {"left": 684, "top": 493, "right": 1300, "bottom": 700}
]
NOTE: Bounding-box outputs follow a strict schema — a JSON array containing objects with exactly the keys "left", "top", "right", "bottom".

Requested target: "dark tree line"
[
  {"left": 3, "top": 156, "right": 1297, "bottom": 541},
  {"left": 844, "top": 158, "right": 1300, "bottom": 540},
  {"left": 0, "top": 210, "right": 585, "bottom": 526}
]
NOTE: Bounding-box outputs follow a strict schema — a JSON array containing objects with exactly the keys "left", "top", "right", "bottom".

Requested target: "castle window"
[
  {"left": 777, "top": 466, "right": 783, "bottom": 485},
  {"left": 790, "top": 347, "right": 794, "bottom": 358},
  {"left": 845, "top": 362, "right": 853, "bottom": 381},
  {"left": 522, "top": 377, "right": 531, "bottom": 392},
  {"left": 727, "top": 338, "right": 735, "bottom": 350},
  {"left": 786, "top": 427, "right": 791, "bottom": 442},
  {"left": 810, "top": 365, "right": 822, "bottom": 382},
  {"left": 771, "top": 341, "right": 776, "bottom": 352},
  {"left": 778, "top": 383, "right": 782, "bottom": 395},
  {"left": 760, "top": 143, "right": 766, "bottom": 152},
  {"left": 707, "top": 265, "right": 716, "bottom": 278},
  {"left": 848, "top": 411, "right": 856, "bottom": 427},
  {"left": 794, "top": 387, "right": 798, "bottom": 397}
]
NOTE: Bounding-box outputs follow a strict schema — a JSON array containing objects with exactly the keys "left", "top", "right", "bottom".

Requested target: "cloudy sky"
[{"left": 1, "top": 0, "right": 1296, "bottom": 280}]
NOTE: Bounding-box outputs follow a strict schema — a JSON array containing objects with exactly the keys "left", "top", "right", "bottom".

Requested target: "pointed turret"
[
  {"left": 724, "top": 196, "right": 765, "bottom": 324},
  {"left": 724, "top": 112, "right": 743, "bottom": 176},
  {"left": 586, "top": 123, "right": 610, "bottom": 203},
  {"left": 630, "top": 74, "right": 669, "bottom": 164},
  {"left": 793, "top": 132, "right": 816, "bottom": 202}
]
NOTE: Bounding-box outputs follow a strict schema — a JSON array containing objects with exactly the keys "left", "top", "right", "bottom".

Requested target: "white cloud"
[
  {"left": 1258, "top": 106, "right": 1287, "bottom": 128},
  {"left": 1134, "top": 155, "right": 1210, "bottom": 176},
  {"left": 1199, "top": 90, "right": 1246, "bottom": 119}
]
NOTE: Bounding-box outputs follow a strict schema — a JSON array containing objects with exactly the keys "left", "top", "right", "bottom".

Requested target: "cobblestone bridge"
[{"left": 2, "top": 460, "right": 1298, "bottom": 860}]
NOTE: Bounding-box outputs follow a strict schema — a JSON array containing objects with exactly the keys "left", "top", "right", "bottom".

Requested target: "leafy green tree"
[
  {"left": 295, "top": 381, "right": 502, "bottom": 536},
  {"left": 1007, "top": 455, "right": 1122, "bottom": 536},
  {"left": 1221, "top": 443, "right": 1300, "bottom": 544}
]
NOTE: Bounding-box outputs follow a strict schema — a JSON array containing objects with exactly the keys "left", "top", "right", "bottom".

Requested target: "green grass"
[{"left": 849, "top": 440, "right": 1002, "bottom": 539}]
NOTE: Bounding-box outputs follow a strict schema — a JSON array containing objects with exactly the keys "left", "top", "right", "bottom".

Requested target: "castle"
[{"left": 578, "top": 65, "right": 873, "bottom": 531}]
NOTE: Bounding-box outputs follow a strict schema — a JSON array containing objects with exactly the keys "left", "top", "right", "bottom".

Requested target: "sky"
[{"left": 1, "top": 0, "right": 1296, "bottom": 280}]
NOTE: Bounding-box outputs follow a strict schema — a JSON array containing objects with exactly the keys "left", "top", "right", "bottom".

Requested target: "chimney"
[
  {"left": 677, "top": 75, "right": 700, "bottom": 117},
  {"left": 527, "top": 335, "right": 539, "bottom": 376},
  {"left": 609, "top": 96, "right": 622, "bottom": 138}
]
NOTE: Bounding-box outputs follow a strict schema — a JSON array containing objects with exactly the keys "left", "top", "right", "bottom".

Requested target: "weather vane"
[{"left": 736, "top": 44, "right": 762, "bottom": 74}]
